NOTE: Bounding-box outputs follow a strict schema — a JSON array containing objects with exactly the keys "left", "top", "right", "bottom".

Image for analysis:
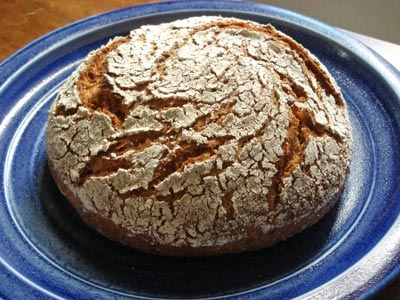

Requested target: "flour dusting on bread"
[{"left": 46, "top": 16, "right": 352, "bottom": 256}]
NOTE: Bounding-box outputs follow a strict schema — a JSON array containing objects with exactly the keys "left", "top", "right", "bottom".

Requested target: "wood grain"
[
  {"left": 0, "top": 1, "right": 398, "bottom": 299},
  {"left": 0, "top": 0, "right": 158, "bottom": 61}
]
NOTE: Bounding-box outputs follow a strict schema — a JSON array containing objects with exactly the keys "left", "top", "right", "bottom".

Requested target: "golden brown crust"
[{"left": 46, "top": 16, "right": 352, "bottom": 256}]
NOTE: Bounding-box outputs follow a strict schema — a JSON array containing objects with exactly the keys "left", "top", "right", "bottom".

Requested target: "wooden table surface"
[{"left": 0, "top": 1, "right": 398, "bottom": 299}]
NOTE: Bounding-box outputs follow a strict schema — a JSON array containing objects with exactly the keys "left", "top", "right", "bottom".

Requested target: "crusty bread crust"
[{"left": 46, "top": 16, "right": 352, "bottom": 256}]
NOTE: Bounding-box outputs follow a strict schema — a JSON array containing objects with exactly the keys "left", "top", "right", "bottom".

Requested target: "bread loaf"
[{"left": 46, "top": 16, "right": 352, "bottom": 256}]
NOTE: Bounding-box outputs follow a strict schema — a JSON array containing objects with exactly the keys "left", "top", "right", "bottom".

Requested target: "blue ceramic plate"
[{"left": 0, "top": 1, "right": 400, "bottom": 299}]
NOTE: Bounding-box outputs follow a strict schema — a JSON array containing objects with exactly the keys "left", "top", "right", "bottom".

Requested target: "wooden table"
[{"left": 0, "top": 1, "right": 398, "bottom": 299}]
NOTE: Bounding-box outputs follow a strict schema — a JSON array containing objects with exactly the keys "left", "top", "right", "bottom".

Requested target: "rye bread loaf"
[{"left": 46, "top": 16, "right": 352, "bottom": 256}]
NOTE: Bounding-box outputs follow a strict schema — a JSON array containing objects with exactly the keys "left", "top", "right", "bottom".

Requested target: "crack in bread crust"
[{"left": 46, "top": 16, "right": 352, "bottom": 256}]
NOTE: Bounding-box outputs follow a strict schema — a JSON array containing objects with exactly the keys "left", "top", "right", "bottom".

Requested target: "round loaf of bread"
[{"left": 46, "top": 16, "right": 352, "bottom": 256}]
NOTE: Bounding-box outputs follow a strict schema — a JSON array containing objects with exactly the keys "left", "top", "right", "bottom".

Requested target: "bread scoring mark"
[
  {"left": 75, "top": 36, "right": 132, "bottom": 127},
  {"left": 249, "top": 24, "right": 344, "bottom": 107},
  {"left": 79, "top": 156, "right": 133, "bottom": 185},
  {"left": 144, "top": 98, "right": 192, "bottom": 110},
  {"left": 118, "top": 136, "right": 233, "bottom": 199},
  {"left": 77, "top": 129, "right": 167, "bottom": 184},
  {"left": 264, "top": 90, "right": 343, "bottom": 210}
]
